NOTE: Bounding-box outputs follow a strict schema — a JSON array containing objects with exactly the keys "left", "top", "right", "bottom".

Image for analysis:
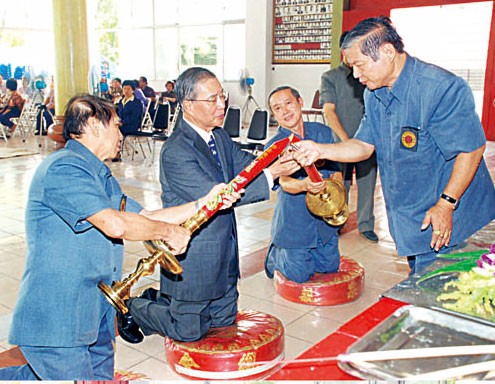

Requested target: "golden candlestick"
[
  {"left": 98, "top": 249, "right": 163, "bottom": 314},
  {"left": 98, "top": 209, "right": 209, "bottom": 314}
]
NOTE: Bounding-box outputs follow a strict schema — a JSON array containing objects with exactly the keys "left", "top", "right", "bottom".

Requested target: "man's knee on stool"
[{"left": 280, "top": 267, "right": 313, "bottom": 284}]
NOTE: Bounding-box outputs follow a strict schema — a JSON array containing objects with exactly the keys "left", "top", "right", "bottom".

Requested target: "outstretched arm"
[
  {"left": 87, "top": 209, "right": 191, "bottom": 254},
  {"left": 142, "top": 183, "right": 240, "bottom": 224},
  {"left": 293, "top": 138, "right": 375, "bottom": 166},
  {"left": 87, "top": 184, "right": 241, "bottom": 254}
]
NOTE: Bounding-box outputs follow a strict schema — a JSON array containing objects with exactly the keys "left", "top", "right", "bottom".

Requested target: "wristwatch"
[{"left": 440, "top": 193, "right": 458, "bottom": 209}]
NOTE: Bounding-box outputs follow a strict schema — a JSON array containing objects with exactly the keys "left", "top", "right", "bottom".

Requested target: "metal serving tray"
[{"left": 338, "top": 305, "right": 495, "bottom": 380}]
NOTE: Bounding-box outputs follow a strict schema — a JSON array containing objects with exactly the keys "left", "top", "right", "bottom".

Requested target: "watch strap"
[{"left": 440, "top": 193, "right": 458, "bottom": 208}]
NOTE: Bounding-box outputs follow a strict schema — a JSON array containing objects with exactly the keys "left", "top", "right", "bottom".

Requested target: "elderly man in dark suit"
[{"left": 118, "top": 67, "right": 299, "bottom": 343}]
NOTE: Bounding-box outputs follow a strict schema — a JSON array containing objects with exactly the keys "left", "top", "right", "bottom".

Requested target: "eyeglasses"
[{"left": 186, "top": 90, "right": 229, "bottom": 105}]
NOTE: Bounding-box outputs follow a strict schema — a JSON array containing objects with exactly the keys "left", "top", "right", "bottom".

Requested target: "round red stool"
[
  {"left": 274, "top": 256, "right": 365, "bottom": 306},
  {"left": 164, "top": 310, "right": 284, "bottom": 380}
]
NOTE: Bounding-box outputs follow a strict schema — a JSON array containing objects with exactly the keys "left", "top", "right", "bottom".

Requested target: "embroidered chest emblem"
[{"left": 400, "top": 127, "right": 418, "bottom": 151}]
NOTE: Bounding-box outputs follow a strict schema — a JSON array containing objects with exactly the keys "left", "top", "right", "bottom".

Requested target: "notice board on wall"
[{"left": 272, "top": 0, "right": 334, "bottom": 64}]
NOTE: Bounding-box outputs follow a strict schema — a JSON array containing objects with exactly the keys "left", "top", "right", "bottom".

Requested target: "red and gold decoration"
[
  {"left": 113, "top": 370, "right": 149, "bottom": 380},
  {"left": 99, "top": 135, "right": 299, "bottom": 314},
  {"left": 274, "top": 256, "right": 365, "bottom": 306},
  {"left": 164, "top": 310, "right": 284, "bottom": 380}
]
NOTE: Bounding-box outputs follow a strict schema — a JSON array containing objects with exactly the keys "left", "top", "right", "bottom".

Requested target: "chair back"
[
  {"left": 223, "top": 105, "right": 241, "bottom": 138},
  {"left": 246, "top": 109, "right": 268, "bottom": 141},
  {"left": 301, "top": 90, "right": 324, "bottom": 123},
  {"left": 17, "top": 99, "right": 37, "bottom": 128},
  {"left": 140, "top": 98, "right": 153, "bottom": 131},
  {"left": 168, "top": 105, "right": 181, "bottom": 135},
  {"left": 153, "top": 101, "right": 169, "bottom": 130},
  {"left": 11, "top": 99, "right": 38, "bottom": 139},
  {"left": 311, "top": 90, "right": 321, "bottom": 109}
]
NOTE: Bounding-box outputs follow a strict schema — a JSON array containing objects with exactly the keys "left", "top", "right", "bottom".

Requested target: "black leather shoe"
[
  {"left": 117, "top": 310, "right": 144, "bottom": 344},
  {"left": 360, "top": 230, "right": 379, "bottom": 243},
  {"left": 140, "top": 287, "right": 159, "bottom": 301}
]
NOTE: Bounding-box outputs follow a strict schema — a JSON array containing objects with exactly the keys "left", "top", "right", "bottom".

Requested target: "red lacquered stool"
[
  {"left": 164, "top": 310, "right": 284, "bottom": 380},
  {"left": 274, "top": 256, "right": 365, "bottom": 306}
]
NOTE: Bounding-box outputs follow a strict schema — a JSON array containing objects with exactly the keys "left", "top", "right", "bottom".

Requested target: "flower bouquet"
[{"left": 436, "top": 245, "right": 495, "bottom": 322}]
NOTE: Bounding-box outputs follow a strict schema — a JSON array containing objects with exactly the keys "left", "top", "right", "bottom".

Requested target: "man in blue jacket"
[
  {"left": 294, "top": 17, "right": 495, "bottom": 274},
  {"left": 264, "top": 86, "right": 342, "bottom": 283},
  {"left": 0, "top": 94, "right": 227, "bottom": 380}
]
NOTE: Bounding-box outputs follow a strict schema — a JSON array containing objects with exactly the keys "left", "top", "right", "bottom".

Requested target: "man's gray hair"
[{"left": 175, "top": 67, "right": 217, "bottom": 106}]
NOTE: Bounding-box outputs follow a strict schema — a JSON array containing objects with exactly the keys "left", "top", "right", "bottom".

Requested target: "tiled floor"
[{"left": 0, "top": 130, "right": 493, "bottom": 380}]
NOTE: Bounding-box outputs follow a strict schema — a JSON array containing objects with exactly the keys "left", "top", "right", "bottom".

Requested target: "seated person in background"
[
  {"left": 117, "top": 80, "right": 143, "bottom": 135},
  {"left": 133, "top": 79, "right": 148, "bottom": 109},
  {"left": 20, "top": 75, "right": 33, "bottom": 99},
  {"left": 110, "top": 77, "right": 123, "bottom": 104},
  {"left": 139, "top": 76, "right": 156, "bottom": 115},
  {"left": 264, "top": 86, "right": 342, "bottom": 283},
  {"left": 34, "top": 77, "right": 55, "bottom": 135},
  {"left": 0, "top": 78, "right": 25, "bottom": 135},
  {"left": 160, "top": 80, "right": 178, "bottom": 115},
  {"left": 100, "top": 78, "right": 110, "bottom": 100}
]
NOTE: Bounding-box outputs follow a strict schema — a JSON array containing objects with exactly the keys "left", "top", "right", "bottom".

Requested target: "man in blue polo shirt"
[
  {"left": 0, "top": 94, "right": 232, "bottom": 380},
  {"left": 294, "top": 17, "right": 495, "bottom": 274},
  {"left": 264, "top": 85, "right": 342, "bottom": 283}
]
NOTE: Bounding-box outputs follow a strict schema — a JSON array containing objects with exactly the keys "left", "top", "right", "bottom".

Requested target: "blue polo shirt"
[
  {"left": 266, "top": 122, "right": 341, "bottom": 249},
  {"left": 10, "top": 140, "right": 143, "bottom": 347},
  {"left": 355, "top": 54, "right": 495, "bottom": 256}
]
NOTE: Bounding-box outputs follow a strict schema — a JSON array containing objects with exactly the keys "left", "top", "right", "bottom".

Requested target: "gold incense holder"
[{"left": 98, "top": 209, "right": 209, "bottom": 314}]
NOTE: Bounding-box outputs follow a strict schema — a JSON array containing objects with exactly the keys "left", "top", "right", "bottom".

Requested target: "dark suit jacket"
[
  {"left": 118, "top": 97, "right": 143, "bottom": 135},
  {"left": 159, "top": 118, "right": 270, "bottom": 301}
]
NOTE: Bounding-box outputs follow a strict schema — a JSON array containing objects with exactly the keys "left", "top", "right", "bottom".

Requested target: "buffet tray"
[{"left": 338, "top": 305, "right": 495, "bottom": 380}]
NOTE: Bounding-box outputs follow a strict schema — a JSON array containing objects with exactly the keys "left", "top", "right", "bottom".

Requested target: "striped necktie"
[{"left": 208, "top": 134, "right": 222, "bottom": 169}]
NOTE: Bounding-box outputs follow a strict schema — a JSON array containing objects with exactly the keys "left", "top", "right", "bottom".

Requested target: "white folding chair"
[
  {"left": 122, "top": 98, "right": 154, "bottom": 160},
  {"left": 0, "top": 124, "right": 9, "bottom": 141},
  {"left": 11, "top": 99, "right": 39, "bottom": 142},
  {"left": 168, "top": 105, "right": 181, "bottom": 136},
  {"left": 140, "top": 98, "right": 153, "bottom": 132},
  {"left": 152, "top": 100, "right": 170, "bottom": 133}
]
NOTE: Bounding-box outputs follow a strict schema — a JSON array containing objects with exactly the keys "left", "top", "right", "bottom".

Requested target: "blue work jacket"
[
  {"left": 266, "top": 122, "right": 341, "bottom": 249},
  {"left": 356, "top": 54, "right": 495, "bottom": 256},
  {"left": 10, "top": 140, "right": 142, "bottom": 347}
]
